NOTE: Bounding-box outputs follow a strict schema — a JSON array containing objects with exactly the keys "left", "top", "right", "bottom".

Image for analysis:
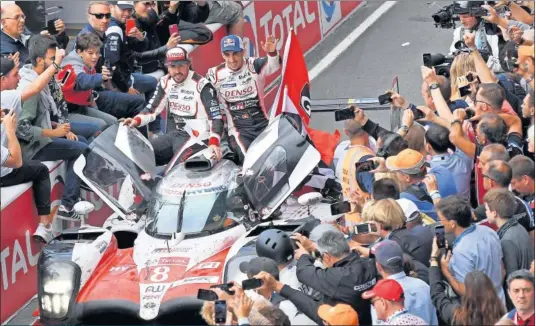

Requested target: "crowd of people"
[{"left": 0, "top": 0, "right": 535, "bottom": 325}]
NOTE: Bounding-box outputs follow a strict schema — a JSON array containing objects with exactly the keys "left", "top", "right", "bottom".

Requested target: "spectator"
[
  {"left": 204, "top": 1, "right": 244, "bottom": 37},
  {"left": 396, "top": 198, "right": 435, "bottom": 246},
  {"left": 429, "top": 255, "right": 506, "bottom": 326},
  {"left": 154, "top": 1, "right": 209, "bottom": 46},
  {"left": 436, "top": 195, "right": 506, "bottom": 301},
  {"left": 0, "top": 3, "right": 69, "bottom": 67},
  {"left": 132, "top": 1, "right": 166, "bottom": 78},
  {"left": 449, "top": 53, "right": 477, "bottom": 101},
  {"left": 60, "top": 33, "right": 146, "bottom": 133},
  {"left": 509, "top": 155, "right": 535, "bottom": 211},
  {"left": 16, "top": 45, "right": 90, "bottom": 221},
  {"left": 77, "top": 1, "right": 112, "bottom": 71},
  {"left": 362, "top": 279, "right": 427, "bottom": 325},
  {"left": 317, "top": 303, "right": 359, "bottom": 326},
  {"left": 504, "top": 270, "right": 535, "bottom": 326},
  {"left": 474, "top": 160, "right": 534, "bottom": 237},
  {"left": 484, "top": 188, "right": 534, "bottom": 309},
  {"left": 369, "top": 240, "right": 437, "bottom": 325},
  {"left": 26, "top": 34, "right": 101, "bottom": 142},
  {"left": 0, "top": 109, "right": 53, "bottom": 243},
  {"left": 255, "top": 230, "right": 377, "bottom": 325},
  {"left": 528, "top": 124, "right": 535, "bottom": 154},
  {"left": 425, "top": 122, "right": 473, "bottom": 201},
  {"left": 371, "top": 178, "right": 400, "bottom": 201},
  {"left": 352, "top": 107, "right": 409, "bottom": 153},
  {"left": 404, "top": 123, "right": 426, "bottom": 153},
  {"left": 381, "top": 148, "right": 458, "bottom": 220}
]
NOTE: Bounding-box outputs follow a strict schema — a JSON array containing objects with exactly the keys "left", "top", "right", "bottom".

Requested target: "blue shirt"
[
  {"left": 371, "top": 272, "right": 438, "bottom": 325},
  {"left": 429, "top": 149, "right": 473, "bottom": 202},
  {"left": 400, "top": 165, "right": 458, "bottom": 220},
  {"left": 450, "top": 225, "right": 505, "bottom": 303}
]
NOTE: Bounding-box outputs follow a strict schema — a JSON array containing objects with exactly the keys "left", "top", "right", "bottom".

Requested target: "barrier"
[{"left": 0, "top": 1, "right": 363, "bottom": 323}]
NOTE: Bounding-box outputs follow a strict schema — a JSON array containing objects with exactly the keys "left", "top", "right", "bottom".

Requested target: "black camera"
[
  {"left": 423, "top": 53, "right": 455, "bottom": 78},
  {"left": 432, "top": 3, "right": 458, "bottom": 29}
]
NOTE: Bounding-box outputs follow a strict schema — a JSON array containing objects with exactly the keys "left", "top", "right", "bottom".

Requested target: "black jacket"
[
  {"left": 389, "top": 226, "right": 434, "bottom": 267},
  {"left": 281, "top": 252, "right": 376, "bottom": 325},
  {"left": 429, "top": 265, "right": 458, "bottom": 325}
]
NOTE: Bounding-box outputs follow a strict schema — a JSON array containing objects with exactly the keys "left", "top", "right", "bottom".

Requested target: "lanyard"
[{"left": 451, "top": 224, "right": 476, "bottom": 249}]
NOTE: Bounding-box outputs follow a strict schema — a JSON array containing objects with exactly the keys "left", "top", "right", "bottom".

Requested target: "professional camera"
[
  {"left": 423, "top": 53, "right": 455, "bottom": 78},
  {"left": 431, "top": 1, "right": 503, "bottom": 35},
  {"left": 432, "top": 3, "right": 459, "bottom": 29}
]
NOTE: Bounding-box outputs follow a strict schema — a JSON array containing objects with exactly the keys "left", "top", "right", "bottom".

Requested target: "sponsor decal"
[
  {"left": 242, "top": 4, "right": 259, "bottom": 57},
  {"left": 109, "top": 266, "right": 132, "bottom": 273},
  {"left": 94, "top": 240, "right": 108, "bottom": 254},
  {"left": 144, "top": 302, "right": 157, "bottom": 309},
  {"left": 223, "top": 86, "right": 255, "bottom": 99},
  {"left": 180, "top": 89, "right": 194, "bottom": 95},
  {"left": 221, "top": 83, "right": 237, "bottom": 89},
  {"left": 354, "top": 278, "right": 376, "bottom": 292},
  {"left": 195, "top": 262, "right": 221, "bottom": 270},
  {"left": 172, "top": 276, "right": 220, "bottom": 287},
  {"left": 183, "top": 95, "right": 194, "bottom": 101},
  {"left": 158, "top": 257, "right": 189, "bottom": 266},
  {"left": 145, "top": 284, "right": 167, "bottom": 293},
  {"left": 170, "top": 94, "right": 179, "bottom": 99},
  {"left": 300, "top": 83, "right": 312, "bottom": 117},
  {"left": 319, "top": 0, "right": 343, "bottom": 35}
]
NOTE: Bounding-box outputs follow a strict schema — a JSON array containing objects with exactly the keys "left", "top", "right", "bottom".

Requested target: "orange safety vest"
[{"left": 341, "top": 145, "right": 373, "bottom": 227}]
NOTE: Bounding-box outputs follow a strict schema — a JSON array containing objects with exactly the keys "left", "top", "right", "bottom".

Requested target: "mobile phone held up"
[
  {"left": 330, "top": 201, "right": 351, "bottom": 215},
  {"left": 410, "top": 106, "right": 425, "bottom": 120},
  {"left": 355, "top": 160, "right": 378, "bottom": 172},
  {"left": 197, "top": 289, "right": 219, "bottom": 301},
  {"left": 334, "top": 107, "right": 355, "bottom": 121},
  {"left": 169, "top": 24, "right": 179, "bottom": 36},
  {"left": 378, "top": 91, "right": 393, "bottom": 105},
  {"left": 126, "top": 19, "right": 136, "bottom": 33},
  {"left": 242, "top": 278, "right": 263, "bottom": 291},
  {"left": 435, "top": 225, "right": 446, "bottom": 249},
  {"left": 353, "top": 223, "right": 378, "bottom": 235},
  {"left": 210, "top": 283, "right": 235, "bottom": 295},
  {"left": 214, "top": 300, "right": 227, "bottom": 324}
]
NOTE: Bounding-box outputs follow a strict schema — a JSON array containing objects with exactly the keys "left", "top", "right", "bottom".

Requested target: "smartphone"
[
  {"left": 410, "top": 106, "right": 425, "bottom": 120},
  {"left": 103, "top": 59, "right": 112, "bottom": 71},
  {"left": 353, "top": 223, "right": 378, "bottom": 235},
  {"left": 242, "top": 278, "right": 263, "bottom": 290},
  {"left": 197, "top": 289, "right": 219, "bottom": 301},
  {"left": 169, "top": 24, "right": 179, "bottom": 36},
  {"left": 465, "top": 108, "right": 475, "bottom": 120},
  {"left": 459, "top": 85, "right": 471, "bottom": 98},
  {"left": 330, "top": 201, "right": 351, "bottom": 215},
  {"left": 210, "top": 283, "right": 235, "bottom": 295},
  {"left": 378, "top": 92, "right": 393, "bottom": 105},
  {"left": 214, "top": 300, "right": 227, "bottom": 324},
  {"left": 435, "top": 225, "right": 446, "bottom": 249},
  {"left": 355, "top": 160, "right": 378, "bottom": 172},
  {"left": 126, "top": 18, "right": 136, "bottom": 33},
  {"left": 46, "top": 18, "right": 58, "bottom": 35},
  {"left": 334, "top": 107, "right": 355, "bottom": 121}
]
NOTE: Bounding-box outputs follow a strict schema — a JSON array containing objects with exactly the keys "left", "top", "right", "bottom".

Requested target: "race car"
[{"left": 35, "top": 115, "right": 339, "bottom": 325}]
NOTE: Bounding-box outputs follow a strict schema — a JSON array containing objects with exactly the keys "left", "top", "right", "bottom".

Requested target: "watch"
[
  {"left": 429, "top": 83, "right": 440, "bottom": 90},
  {"left": 400, "top": 125, "right": 409, "bottom": 133},
  {"left": 52, "top": 61, "right": 60, "bottom": 72}
]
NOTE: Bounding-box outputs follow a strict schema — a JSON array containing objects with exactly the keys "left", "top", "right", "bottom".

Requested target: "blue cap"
[
  {"left": 371, "top": 240, "right": 404, "bottom": 268},
  {"left": 220, "top": 35, "right": 244, "bottom": 53}
]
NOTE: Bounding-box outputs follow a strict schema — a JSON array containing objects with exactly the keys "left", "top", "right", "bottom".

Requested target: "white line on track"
[{"left": 309, "top": 1, "right": 397, "bottom": 81}]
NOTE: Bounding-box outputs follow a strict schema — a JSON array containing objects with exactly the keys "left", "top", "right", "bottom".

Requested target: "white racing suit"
[
  {"left": 133, "top": 70, "right": 223, "bottom": 171},
  {"left": 206, "top": 53, "right": 281, "bottom": 163}
]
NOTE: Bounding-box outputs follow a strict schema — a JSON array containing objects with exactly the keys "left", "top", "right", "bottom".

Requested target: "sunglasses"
[
  {"left": 3, "top": 14, "right": 26, "bottom": 21},
  {"left": 90, "top": 12, "right": 112, "bottom": 19}
]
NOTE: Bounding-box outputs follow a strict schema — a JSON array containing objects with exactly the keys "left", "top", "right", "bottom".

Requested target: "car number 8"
[{"left": 150, "top": 266, "right": 170, "bottom": 282}]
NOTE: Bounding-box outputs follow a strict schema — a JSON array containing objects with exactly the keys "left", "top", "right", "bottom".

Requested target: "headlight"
[{"left": 38, "top": 261, "right": 81, "bottom": 321}]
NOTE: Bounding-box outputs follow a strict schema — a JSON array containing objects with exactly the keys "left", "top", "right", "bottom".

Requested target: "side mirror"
[
  {"left": 297, "top": 192, "right": 323, "bottom": 207},
  {"left": 73, "top": 201, "right": 95, "bottom": 227}
]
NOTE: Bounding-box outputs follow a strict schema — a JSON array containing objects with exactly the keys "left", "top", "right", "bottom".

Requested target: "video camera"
[
  {"left": 431, "top": 1, "right": 503, "bottom": 35},
  {"left": 423, "top": 53, "right": 455, "bottom": 78}
]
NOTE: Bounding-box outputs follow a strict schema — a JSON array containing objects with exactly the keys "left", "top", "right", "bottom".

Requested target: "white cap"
[
  {"left": 396, "top": 198, "right": 420, "bottom": 222},
  {"left": 117, "top": 1, "right": 134, "bottom": 9}
]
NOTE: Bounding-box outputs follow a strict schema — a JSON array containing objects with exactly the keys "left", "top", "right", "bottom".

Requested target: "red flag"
[{"left": 270, "top": 30, "right": 340, "bottom": 165}]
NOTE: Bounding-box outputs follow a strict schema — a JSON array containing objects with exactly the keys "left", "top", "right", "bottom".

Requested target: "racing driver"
[
  {"left": 123, "top": 47, "right": 223, "bottom": 169},
  {"left": 206, "top": 34, "right": 281, "bottom": 163}
]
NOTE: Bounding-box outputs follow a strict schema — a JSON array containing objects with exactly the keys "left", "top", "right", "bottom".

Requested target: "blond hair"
[
  {"left": 88, "top": 1, "right": 110, "bottom": 13},
  {"left": 449, "top": 53, "right": 476, "bottom": 101},
  {"left": 363, "top": 199, "right": 405, "bottom": 231}
]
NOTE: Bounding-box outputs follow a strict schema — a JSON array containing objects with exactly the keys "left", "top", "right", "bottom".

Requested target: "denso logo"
[{"left": 223, "top": 86, "right": 254, "bottom": 99}]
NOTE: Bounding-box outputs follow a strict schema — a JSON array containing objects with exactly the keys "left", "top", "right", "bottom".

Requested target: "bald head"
[
  {"left": 485, "top": 160, "right": 513, "bottom": 188},
  {"left": 480, "top": 143, "right": 510, "bottom": 164},
  {"left": 477, "top": 113, "right": 507, "bottom": 144},
  {"left": 1, "top": 3, "right": 24, "bottom": 38},
  {"left": 344, "top": 119, "right": 366, "bottom": 138}
]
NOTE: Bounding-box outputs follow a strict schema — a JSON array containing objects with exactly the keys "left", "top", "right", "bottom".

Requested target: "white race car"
[{"left": 35, "top": 115, "right": 341, "bottom": 325}]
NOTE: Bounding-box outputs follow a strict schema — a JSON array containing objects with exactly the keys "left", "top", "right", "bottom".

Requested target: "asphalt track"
[
  {"left": 6, "top": 2, "right": 458, "bottom": 324},
  {"left": 307, "top": 0, "right": 455, "bottom": 137}
]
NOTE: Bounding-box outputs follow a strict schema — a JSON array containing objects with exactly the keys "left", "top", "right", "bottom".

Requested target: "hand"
[
  {"left": 368, "top": 157, "right": 388, "bottom": 173},
  {"left": 121, "top": 117, "right": 139, "bottom": 128},
  {"left": 54, "top": 47, "right": 66, "bottom": 66},
  {"left": 293, "top": 241, "right": 309, "bottom": 260},
  {"left": 54, "top": 19, "right": 66, "bottom": 35},
  {"left": 423, "top": 174, "right": 439, "bottom": 193},
  {"left": 8, "top": 52, "right": 20, "bottom": 68},
  {"left": 390, "top": 93, "right": 409, "bottom": 109},
  {"left": 66, "top": 131, "right": 78, "bottom": 141},
  {"left": 54, "top": 123, "right": 70, "bottom": 137},
  {"left": 508, "top": 26, "right": 524, "bottom": 44},
  {"left": 233, "top": 293, "right": 253, "bottom": 320},
  {"left": 127, "top": 27, "right": 144, "bottom": 41},
  {"left": 349, "top": 241, "right": 370, "bottom": 257},
  {"left": 482, "top": 4, "right": 500, "bottom": 25},
  {"left": 417, "top": 106, "right": 436, "bottom": 121},
  {"left": 421, "top": 65, "right": 439, "bottom": 85},
  {"left": 402, "top": 108, "right": 414, "bottom": 128},
  {"left": 168, "top": 1, "right": 180, "bottom": 13},
  {"left": 255, "top": 271, "right": 283, "bottom": 293},
  {"left": 210, "top": 145, "right": 222, "bottom": 161},
  {"left": 1, "top": 109, "right": 17, "bottom": 135},
  {"left": 101, "top": 66, "right": 112, "bottom": 81},
  {"left": 452, "top": 108, "right": 467, "bottom": 122},
  {"left": 261, "top": 35, "right": 278, "bottom": 54},
  {"left": 128, "top": 87, "right": 140, "bottom": 95},
  {"left": 291, "top": 233, "right": 316, "bottom": 252},
  {"left": 353, "top": 106, "right": 368, "bottom": 125},
  {"left": 166, "top": 33, "right": 181, "bottom": 49},
  {"left": 431, "top": 235, "right": 440, "bottom": 257},
  {"left": 440, "top": 250, "right": 452, "bottom": 274},
  {"left": 463, "top": 31, "right": 477, "bottom": 50}
]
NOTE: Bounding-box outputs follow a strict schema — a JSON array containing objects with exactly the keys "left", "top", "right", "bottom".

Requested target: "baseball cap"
[
  {"left": 370, "top": 240, "right": 404, "bottom": 268},
  {"left": 386, "top": 148, "right": 427, "bottom": 175},
  {"left": 110, "top": 1, "right": 134, "bottom": 9},
  {"left": 239, "top": 257, "right": 279, "bottom": 279},
  {"left": 318, "top": 303, "right": 359, "bottom": 326},
  {"left": 0, "top": 56, "right": 16, "bottom": 77},
  {"left": 221, "top": 35, "right": 244, "bottom": 53},
  {"left": 362, "top": 279, "right": 404, "bottom": 301},
  {"left": 396, "top": 198, "right": 421, "bottom": 222},
  {"left": 166, "top": 47, "right": 190, "bottom": 66}
]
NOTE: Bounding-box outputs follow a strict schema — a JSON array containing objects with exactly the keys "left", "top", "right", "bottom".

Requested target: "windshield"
[{"left": 145, "top": 189, "right": 237, "bottom": 237}]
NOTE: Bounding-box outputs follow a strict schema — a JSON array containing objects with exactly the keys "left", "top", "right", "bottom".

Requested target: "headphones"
[{"left": 376, "top": 133, "right": 402, "bottom": 159}]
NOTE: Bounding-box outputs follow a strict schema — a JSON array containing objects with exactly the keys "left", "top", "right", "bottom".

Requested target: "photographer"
[{"left": 448, "top": 1, "right": 503, "bottom": 73}]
